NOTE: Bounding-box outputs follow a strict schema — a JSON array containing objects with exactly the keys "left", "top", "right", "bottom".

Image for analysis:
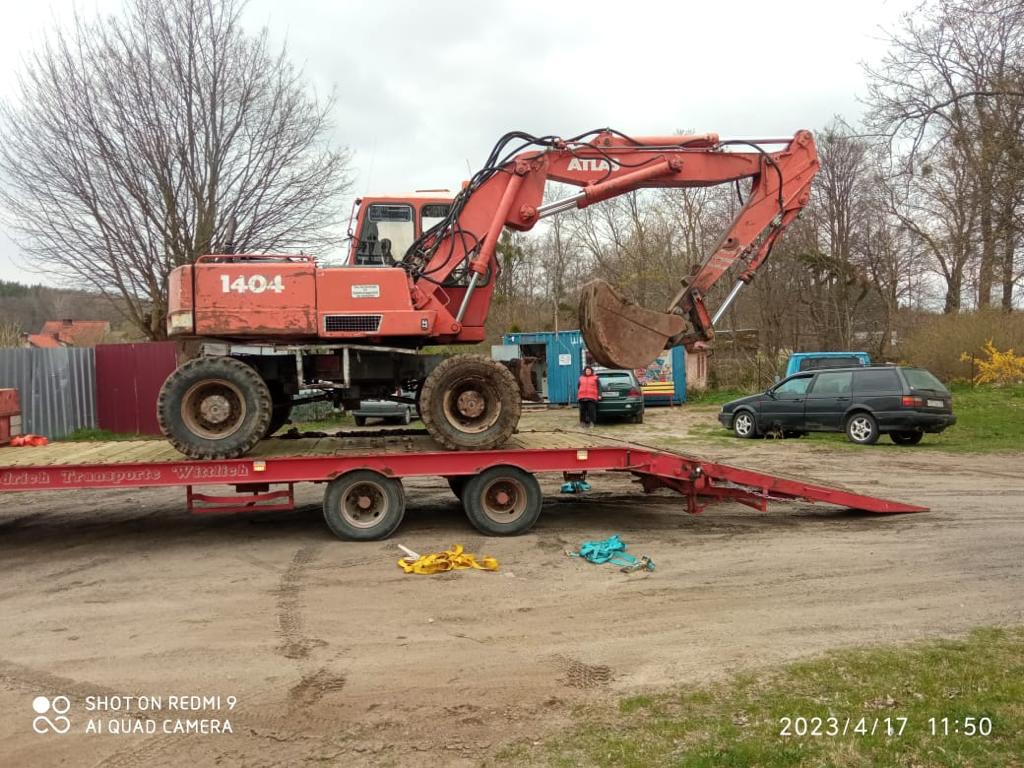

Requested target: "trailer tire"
[
  {"left": 462, "top": 466, "right": 542, "bottom": 536},
  {"left": 323, "top": 470, "right": 406, "bottom": 541},
  {"left": 446, "top": 476, "right": 468, "bottom": 500},
  {"left": 419, "top": 355, "right": 521, "bottom": 451},
  {"left": 158, "top": 356, "right": 272, "bottom": 459}
]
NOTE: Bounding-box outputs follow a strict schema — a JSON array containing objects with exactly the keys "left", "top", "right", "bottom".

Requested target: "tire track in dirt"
[
  {"left": 93, "top": 542, "right": 335, "bottom": 767},
  {"left": 0, "top": 658, "right": 118, "bottom": 702},
  {"left": 275, "top": 544, "right": 325, "bottom": 660},
  {"left": 0, "top": 659, "right": 184, "bottom": 768}
]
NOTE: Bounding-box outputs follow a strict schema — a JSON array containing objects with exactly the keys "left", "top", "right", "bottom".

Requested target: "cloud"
[{"left": 0, "top": 0, "right": 916, "bottom": 283}]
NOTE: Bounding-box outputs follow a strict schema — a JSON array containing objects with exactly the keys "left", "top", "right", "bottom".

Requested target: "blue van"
[{"left": 784, "top": 352, "right": 871, "bottom": 378}]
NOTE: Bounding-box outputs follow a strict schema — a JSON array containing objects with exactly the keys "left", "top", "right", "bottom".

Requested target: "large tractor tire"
[
  {"left": 264, "top": 382, "right": 292, "bottom": 438},
  {"left": 419, "top": 355, "right": 521, "bottom": 451},
  {"left": 157, "top": 356, "right": 272, "bottom": 459}
]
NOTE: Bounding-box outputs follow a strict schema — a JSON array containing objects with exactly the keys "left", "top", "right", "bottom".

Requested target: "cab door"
[
  {"left": 757, "top": 374, "right": 812, "bottom": 429},
  {"left": 803, "top": 370, "right": 853, "bottom": 430}
]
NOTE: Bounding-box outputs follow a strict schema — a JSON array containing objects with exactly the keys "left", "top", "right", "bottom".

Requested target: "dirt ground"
[{"left": 1, "top": 406, "right": 1022, "bottom": 767}]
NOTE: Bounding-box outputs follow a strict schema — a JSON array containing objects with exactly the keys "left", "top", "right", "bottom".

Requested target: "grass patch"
[
  {"left": 686, "top": 388, "right": 755, "bottom": 406},
  {"left": 498, "top": 627, "right": 1024, "bottom": 767},
  {"left": 62, "top": 427, "right": 153, "bottom": 442},
  {"left": 694, "top": 384, "right": 1024, "bottom": 454}
]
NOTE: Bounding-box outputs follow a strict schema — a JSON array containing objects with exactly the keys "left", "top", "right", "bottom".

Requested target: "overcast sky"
[{"left": 0, "top": 0, "right": 916, "bottom": 285}]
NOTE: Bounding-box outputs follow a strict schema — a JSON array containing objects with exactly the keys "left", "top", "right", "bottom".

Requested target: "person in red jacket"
[{"left": 577, "top": 366, "right": 600, "bottom": 428}]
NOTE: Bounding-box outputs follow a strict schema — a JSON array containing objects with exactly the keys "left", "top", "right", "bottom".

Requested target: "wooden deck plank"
[{"left": 0, "top": 430, "right": 633, "bottom": 470}]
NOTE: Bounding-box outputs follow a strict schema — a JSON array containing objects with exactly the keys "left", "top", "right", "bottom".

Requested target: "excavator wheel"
[
  {"left": 264, "top": 382, "right": 292, "bottom": 438},
  {"left": 419, "top": 354, "right": 521, "bottom": 451},
  {"left": 579, "top": 279, "right": 686, "bottom": 369},
  {"left": 157, "top": 356, "right": 272, "bottom": 459}
]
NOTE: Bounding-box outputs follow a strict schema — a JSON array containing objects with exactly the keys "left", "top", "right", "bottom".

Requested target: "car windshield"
[{"left": 903, "top": 368, "right": 948, "bottom": 393}]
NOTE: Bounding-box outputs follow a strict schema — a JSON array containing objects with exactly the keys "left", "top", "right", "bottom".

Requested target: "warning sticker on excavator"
[{"left": 351, "top": 284, "right": 381, "bottom": 298}]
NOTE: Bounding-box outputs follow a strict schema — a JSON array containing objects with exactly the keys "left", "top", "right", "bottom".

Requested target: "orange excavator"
[{"left": 160, "top": 128, "right": 819, "bottom": 458}]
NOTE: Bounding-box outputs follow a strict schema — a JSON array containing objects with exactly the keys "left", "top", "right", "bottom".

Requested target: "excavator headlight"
[{"left": 168, "top": 311, "right": 194, "bottom": 334}]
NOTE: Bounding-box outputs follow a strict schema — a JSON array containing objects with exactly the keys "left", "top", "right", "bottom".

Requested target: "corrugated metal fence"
[{"left": 0, "top": 348, "right": 97, "bottom": 438}]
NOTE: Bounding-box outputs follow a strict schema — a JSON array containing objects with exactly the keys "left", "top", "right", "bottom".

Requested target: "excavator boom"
[{"left": 401, "top": 129, "right": 819, "bottom": 368}]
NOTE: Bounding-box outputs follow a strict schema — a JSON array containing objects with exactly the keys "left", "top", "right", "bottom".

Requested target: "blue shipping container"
[
  {"left": 500, "top": 330, "right": 586, "bottom": 404},
  {"left": 498, "top": 330, "right": 685, "bottom": 405}
]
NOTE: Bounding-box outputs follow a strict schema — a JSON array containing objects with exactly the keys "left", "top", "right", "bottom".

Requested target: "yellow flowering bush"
[{"left": 961, "top": 340, "right": 1024, "bottom": 385}]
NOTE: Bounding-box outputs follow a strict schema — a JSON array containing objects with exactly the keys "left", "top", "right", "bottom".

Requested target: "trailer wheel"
[
  {"left": 462, "top": 466, "right": 542, "bottom": 536},
  {"left": 446, "top": 476, "right": 468, "bottom": 500},
  {"left": 323, "top": 470, "right": 406, "bottom": 541},
  {"left": 158, "top": 356, "right": 271, "bottom": 459},
  {"left": 419, "top": 355, "right": 521, "bottom": 451}
]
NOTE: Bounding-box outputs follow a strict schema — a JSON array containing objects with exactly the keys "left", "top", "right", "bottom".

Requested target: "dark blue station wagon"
[{"left": 718, "top": 366, "right": 956, "bottom": 445}]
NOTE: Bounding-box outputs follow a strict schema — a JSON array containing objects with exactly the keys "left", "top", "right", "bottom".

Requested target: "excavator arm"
[{"left": 400, "top": 129, "right": 819, "bottom": 368}]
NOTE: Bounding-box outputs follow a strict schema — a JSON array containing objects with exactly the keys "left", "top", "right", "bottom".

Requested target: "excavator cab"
[{"left": 348, "top": 195, "right": 452, "bottom": 267}]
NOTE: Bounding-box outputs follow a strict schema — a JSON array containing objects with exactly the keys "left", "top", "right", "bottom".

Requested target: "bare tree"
[
  {"left": 0, "top": 0, "right": 350, "bottom": 338},
  {"left": 865, "top": 0, "right": 1024, "bottom": 308}
]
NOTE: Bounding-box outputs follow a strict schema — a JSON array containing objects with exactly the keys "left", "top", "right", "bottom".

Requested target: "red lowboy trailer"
[{"left": 0, "top": 431, "right": 926, "bottom": 541}]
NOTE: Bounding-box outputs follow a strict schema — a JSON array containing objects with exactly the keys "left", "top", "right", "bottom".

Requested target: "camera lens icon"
[{"left": 32, "top": 695, "right": 71, "bottom": 734}]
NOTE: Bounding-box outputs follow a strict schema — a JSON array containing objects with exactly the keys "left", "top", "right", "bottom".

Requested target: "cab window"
[
  {"left": 773, "top": 376, "right": 812, "bottom": 395},
  {"left": 421, "top": 203, "right": 451, "bottom": 233},
  {"left": 356, "top": 204, "right": 414, "bottom": 265}
]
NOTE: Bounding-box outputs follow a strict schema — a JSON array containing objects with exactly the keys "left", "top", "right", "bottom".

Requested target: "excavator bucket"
[
  {"left": 500, "top": 357, "right": 543, "bottom": 402},
  {"left": 579, "top": 280, "right": 686, "bottom": 369}
]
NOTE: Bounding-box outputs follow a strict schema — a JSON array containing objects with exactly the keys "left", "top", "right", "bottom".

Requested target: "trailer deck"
[{"left": 0, "top": 429, "right": 927, "bottom": 540}]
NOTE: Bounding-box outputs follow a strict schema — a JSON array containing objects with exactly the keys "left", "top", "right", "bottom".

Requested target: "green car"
[{"left": 595, "top": 369, "right": 645, "bottom": 424}]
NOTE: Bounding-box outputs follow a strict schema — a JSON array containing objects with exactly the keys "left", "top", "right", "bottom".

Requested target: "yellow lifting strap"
[{"left": 397, "top": 544, "right": 499, "bottom": 575}]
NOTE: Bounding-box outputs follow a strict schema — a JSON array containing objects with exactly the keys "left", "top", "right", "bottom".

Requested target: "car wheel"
[
  {"left": 890, "top": 430, "right": 923, "bottom": 446},
  {"left": 846, "top": 412, "right": 879, "bottom": 445},
  {"left": 732, "top": 410, "right": 757, "bottom": 439},
  {"left": 354, "top": 415, "right": 367, "bottom": 427},
  {"left": 632, "top": 412, "right": 644, "bottom": 424},
  {"left": 402, "top": 407, "right": 412, "bottom": 425}
]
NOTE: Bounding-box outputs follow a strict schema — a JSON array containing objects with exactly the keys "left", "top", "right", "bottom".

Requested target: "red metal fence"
[{"left": 95, "top": 343, "right": 177, "bottom": 435}]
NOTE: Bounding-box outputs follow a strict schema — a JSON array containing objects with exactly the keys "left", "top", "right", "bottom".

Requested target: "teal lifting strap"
[{"left": 569, "top": 535, "right": 654, "bottom": 571}]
